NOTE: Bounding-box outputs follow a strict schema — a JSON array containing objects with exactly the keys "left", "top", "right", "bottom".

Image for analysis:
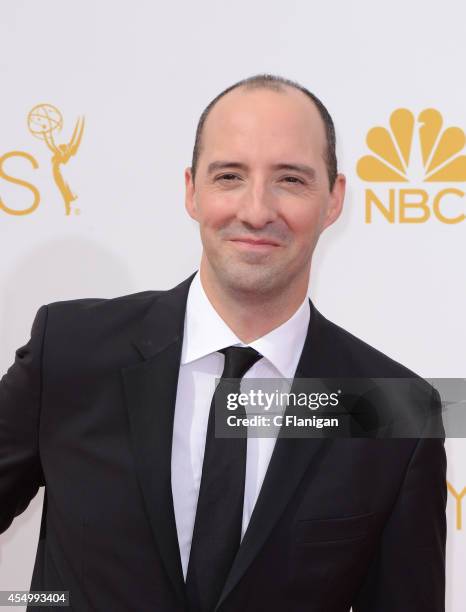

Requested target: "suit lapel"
[
  {"left": 214, "top": 300, "right": 337, "bottom": 611},
  {"left": 121, "top": 272, "right": 196, "bottom": 606}
]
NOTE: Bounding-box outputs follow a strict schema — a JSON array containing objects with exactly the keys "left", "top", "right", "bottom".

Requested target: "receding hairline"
[
  {"left": 191, "top": 75, "right": 338, "bottom": 189},
  {"left": 200, "top": 82, "right": 326, "bottom": 148}
]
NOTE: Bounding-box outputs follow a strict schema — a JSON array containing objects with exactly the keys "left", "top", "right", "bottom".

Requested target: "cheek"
[
  {"left": 197, "top": 191, "right": 237, "bottom": 228},
  {"left": 282, "top": 203, "right": 322, "bottom": 241}
]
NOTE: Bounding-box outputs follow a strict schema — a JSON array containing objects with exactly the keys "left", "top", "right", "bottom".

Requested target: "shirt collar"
[{"left": 181, "top": 271, "right": 310, "bottom": 378}]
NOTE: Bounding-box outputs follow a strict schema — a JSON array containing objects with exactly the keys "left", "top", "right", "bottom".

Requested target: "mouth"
[{"left": 228, "top": 237, "right": 281, "bottom": 251}]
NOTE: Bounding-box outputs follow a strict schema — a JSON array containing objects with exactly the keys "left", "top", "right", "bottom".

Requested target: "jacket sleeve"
[
  {"left": 352, "top": 389, "right": 447, "bottom": 612},
  {"left": 0, "top": 305, "right": 47, "bottom": 534}
]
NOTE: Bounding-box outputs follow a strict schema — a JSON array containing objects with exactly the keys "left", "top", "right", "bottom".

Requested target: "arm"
[
  {"left": 352, "top": 389, "right": 447, "bottom": 612},
  {"left": 0, "top": 305, "right": 47, "bottom": 534}
]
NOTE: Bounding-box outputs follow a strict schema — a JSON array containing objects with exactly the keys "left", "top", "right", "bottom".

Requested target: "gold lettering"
[
  {"left": 447, "top": 481, "right": 466, "bottom": 530},
  {"left": 399, "top": 189, "right": 430, "bottom": 223},
  {"left": 365, "top": 189, "right": 395, "bottom": 223},
  {"left": 433, "top": 189, "right": 465, "bottom": 224},
  {"left": 0, "top": 151, "right": 40, "bottom": 216}
]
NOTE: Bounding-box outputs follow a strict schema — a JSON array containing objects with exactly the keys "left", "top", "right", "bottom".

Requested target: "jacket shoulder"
[
  {"left": 41, "top": 289, "right": 166, "bottom": 348},
  {"left": 46, "top": 289, "right": 164, "bottom": 311},
  {"left": 314, "top": 306, "right": 421, "bottom": 379}
]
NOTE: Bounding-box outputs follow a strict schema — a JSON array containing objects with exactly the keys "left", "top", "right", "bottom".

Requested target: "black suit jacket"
[{"left": 0, "top": 272, "right": 447, "bottom": 612}]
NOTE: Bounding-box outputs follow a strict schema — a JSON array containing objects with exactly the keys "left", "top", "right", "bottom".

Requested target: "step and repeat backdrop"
[{"left": 1, "top": 1, "right": 465, "bottom": 610}]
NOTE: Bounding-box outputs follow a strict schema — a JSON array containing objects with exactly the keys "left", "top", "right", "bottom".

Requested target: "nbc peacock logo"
[{"left": 357, "top": 108, "right": 466, "bottom": 224}]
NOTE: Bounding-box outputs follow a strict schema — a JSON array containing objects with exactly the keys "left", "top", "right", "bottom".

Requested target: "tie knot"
[{"left": 219, "top": 346, "right": 262, "bottom": 379}]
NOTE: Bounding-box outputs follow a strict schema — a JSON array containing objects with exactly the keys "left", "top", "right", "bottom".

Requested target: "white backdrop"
[{"left": 1, "top": 1, "right": 464, "bottom": 610}]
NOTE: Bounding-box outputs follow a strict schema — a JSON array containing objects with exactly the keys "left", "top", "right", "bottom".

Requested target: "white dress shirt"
[{"left": 170, "top": 271, "right": 310, "bottom": 579}]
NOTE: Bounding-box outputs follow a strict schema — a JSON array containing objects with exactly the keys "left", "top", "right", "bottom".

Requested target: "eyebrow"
[{"left": 206, "top": 161, "right": 316, "bottom": 181}]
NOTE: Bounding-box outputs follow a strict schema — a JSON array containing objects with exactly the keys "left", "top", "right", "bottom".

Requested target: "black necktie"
[{"left": 185, "top": 346, "right": 263, "bottom": 612}]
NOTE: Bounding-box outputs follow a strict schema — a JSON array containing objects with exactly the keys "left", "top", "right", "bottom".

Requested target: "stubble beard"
[{"left": 205, "top": 246, "right": 297, "bottom": 304}]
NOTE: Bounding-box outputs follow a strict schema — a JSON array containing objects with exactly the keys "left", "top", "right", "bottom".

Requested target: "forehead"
[{"left": 200, "top": 85, "right": 327, "bottom": 162}]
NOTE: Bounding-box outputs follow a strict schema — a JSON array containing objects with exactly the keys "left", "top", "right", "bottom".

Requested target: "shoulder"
[
  {"left": 312, "top": 303, "right": 421, "bottom": 379},
  {"left": 45, "top": 289, "right": 164, "bottom": 316},
  {"left": 41, "top": 289, "right": 166, "bottom": 345},
  {"left": 312, "top": 306, "right": 442, "bottom": 433}
]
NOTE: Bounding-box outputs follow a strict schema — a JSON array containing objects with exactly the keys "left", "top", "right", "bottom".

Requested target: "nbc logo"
[{"left": 357, "top": 108, "right": 466, "bottom": 224}]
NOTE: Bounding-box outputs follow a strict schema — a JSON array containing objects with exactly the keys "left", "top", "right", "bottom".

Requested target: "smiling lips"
[{"left": 229, "top": 237, "right": 281, "bottom": 250}]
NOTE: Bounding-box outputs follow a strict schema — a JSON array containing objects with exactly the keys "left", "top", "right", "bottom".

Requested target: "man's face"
[{"left": 185, "top": 86, "right": 345, "bottom": 298}]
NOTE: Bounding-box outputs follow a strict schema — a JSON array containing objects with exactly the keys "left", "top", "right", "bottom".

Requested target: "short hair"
[{"left": 190, "top": 73, "right": 338, "bottom": 190}]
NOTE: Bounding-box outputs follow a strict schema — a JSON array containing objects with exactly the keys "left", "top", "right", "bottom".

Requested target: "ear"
[
  {"left": 184, "top": 167, "right": 199, "bottom": 221},
  {"left": 321, "top": 173, "right": 346, "bottom": 231}
]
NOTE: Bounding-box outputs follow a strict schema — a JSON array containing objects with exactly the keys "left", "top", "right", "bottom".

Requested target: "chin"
[{"left": 218, "top": 263, "right": 288, "bottom": 297}]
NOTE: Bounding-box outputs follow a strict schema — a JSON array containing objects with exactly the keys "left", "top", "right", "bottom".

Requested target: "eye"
[
  {"left": 281, "top": 176, "right": 305, "bottom": 185},
  {"left": 216, "top": 173, "right": 239, "bottom": 182}
]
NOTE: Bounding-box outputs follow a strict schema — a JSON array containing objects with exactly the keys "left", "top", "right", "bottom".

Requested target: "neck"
[{"left": 198, "top": 261, "right": 309, "bottom": 344}]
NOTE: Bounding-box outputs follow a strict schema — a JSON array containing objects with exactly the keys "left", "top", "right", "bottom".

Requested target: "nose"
[{"left": 235, "top": 181, "right": 278, "bottom": 229}]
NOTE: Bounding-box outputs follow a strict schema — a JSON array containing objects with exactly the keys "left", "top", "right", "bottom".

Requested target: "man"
[{"left": 0, "top": 74, "right": 446, "bottom": 611}]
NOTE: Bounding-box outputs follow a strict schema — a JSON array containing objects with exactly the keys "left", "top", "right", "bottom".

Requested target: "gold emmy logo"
[
  {"left": 0, "top": 104, "right": 84, "bottom": 216},
  {"left": 357, "top": 109, "right": 466, "bottom": 223},
  {"left": 28, "top": 104, "right": 85, "bottom": 215},
  {"left": 448, "top": 481, "right": 466, "bottom": 530}
]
